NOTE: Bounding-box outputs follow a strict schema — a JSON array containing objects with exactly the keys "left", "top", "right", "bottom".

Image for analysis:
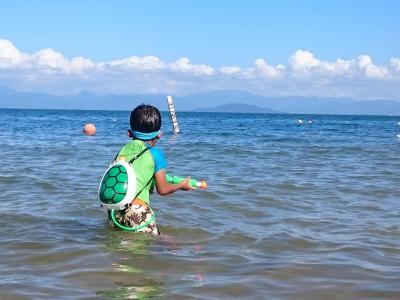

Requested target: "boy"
[{"left": 110, "top": 104, "right": 193, "bottom": 235}]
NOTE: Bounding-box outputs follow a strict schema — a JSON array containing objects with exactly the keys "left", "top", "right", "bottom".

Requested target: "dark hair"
[{"left": 130, "top": 104, "right": 162, "bottom": 134}]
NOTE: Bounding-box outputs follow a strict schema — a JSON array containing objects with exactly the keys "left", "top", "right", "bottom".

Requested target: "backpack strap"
[
  {"left": 132, "top": 147, "right": 155, "bottom": 199},
  {"left": 113, "top": 145, "right": 150, "bottom": 163},
  {"left": 128, "top": 147, "right": 150, "bottom": 163},
  {"left": 134, "top": 173, "right": 154, "bottom": 199}
]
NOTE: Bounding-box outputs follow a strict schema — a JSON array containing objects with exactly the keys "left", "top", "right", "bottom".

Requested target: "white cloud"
[
  {"left": 287, "top": 51, "right": 390, "bottom": 81},
  {"left": 320, "top": 58, "right": 353, "bottom": 75},
  {"left": 32, "top": 49, "right": 96, "bottom": 75},
  {"left": 0, "top": 40, "right": 95, "bottom": 75},
  {"left": 169, "top": 57, "right": 214, "bottom": 76},
  {"left": 253, "top": 58, "right": 284, "bottom": 79},
  {"left": 289, "top": 50, "right": 320, "bottom": 72},
  {"left": 106, "top": 55, "right": 166, "bottom": 72},
  {"left": 357, "top": 55, "right": 388, "bottom": 79},
  {"left": 69, "top": 57, "right": 96, "bottom": 74},
  {"left": 32, "top": 48, "right": 68, "bottom": 69},
  {"left": 0, "top": 39, "right": 29, "bottom": 68},
  {"left": 219, "top": 65, "right": 242, "bottom": 75},
  {"left": 1, "top": 38, "right": 400, "bottom": 99},
  {"left": 390, "top": 58, "right": 400, "bottom": 72}
]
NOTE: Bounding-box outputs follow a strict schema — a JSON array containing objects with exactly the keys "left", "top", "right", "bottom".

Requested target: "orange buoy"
[{"left": 83, "top": 123, "right": 96, "bottom": 136}]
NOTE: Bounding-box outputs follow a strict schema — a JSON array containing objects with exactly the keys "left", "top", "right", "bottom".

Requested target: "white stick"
[{"left": 166, "top": 96, "right": 180, "bottom": 134}]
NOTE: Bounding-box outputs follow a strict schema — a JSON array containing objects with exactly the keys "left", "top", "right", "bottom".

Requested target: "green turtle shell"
[{"left": 98, "top": 160, "right": 136, "bottom": 210}]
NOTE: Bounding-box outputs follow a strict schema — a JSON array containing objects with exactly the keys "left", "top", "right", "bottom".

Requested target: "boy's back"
[{"left": 117, "top": 139, "right": 155, "bottom": 205}]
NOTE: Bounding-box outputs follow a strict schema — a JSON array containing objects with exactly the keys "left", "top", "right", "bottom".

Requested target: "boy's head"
[{"left": 129, "top": 104, "right": 162, "bottom": 141}]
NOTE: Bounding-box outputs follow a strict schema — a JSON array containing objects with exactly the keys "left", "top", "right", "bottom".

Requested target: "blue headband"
[{"left": 132, "top": 130, "right": 160, "bottom": 140}]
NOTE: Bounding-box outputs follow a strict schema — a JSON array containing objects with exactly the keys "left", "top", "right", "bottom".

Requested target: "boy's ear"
[
  {"left": 127, "top": 130, "right": 133, "bottom": 138},
  {"left": 156, "top": 131, "right": 163, "bottom": 139}
]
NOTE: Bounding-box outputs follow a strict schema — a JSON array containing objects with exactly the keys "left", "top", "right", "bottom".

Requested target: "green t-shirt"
[{"left": 117, "top": 140, "right": 155, "bottom": 204}]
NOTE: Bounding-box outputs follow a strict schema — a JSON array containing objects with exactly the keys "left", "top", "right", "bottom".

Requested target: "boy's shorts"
[{"left": 110, "top": 200, "right": 160, "bottom": 236}]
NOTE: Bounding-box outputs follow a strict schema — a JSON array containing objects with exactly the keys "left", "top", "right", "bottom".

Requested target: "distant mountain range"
[
  {"left": 195, "top": 103, "right": 281, "bottom": 113},
  {"left": 186, "top": 90, "right": 400, "bottom": 116},
  {"left": 1, "top": 86, "right": 400, "bottom": 116}
]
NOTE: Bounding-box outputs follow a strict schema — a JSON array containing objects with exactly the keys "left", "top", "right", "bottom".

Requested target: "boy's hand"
[
  {"left": 180, "top": 177, "right": 195, "bottom": 191},
  {"left": 155, "top": 171, "right": 194, "bottom": 195}
]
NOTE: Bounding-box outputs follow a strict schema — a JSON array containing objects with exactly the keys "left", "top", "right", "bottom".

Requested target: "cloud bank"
[{"left": 1, "top": 38, "right": 400, "bottom": 100}]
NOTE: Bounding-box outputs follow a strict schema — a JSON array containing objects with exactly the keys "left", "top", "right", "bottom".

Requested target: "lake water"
[{"left": 0, "top": 108, "right": 399, "bottom": 299}]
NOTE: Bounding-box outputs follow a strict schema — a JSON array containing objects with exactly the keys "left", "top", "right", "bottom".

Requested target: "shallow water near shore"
[{"left": 0, "top": 108, "right": 400, "bottom": 299}]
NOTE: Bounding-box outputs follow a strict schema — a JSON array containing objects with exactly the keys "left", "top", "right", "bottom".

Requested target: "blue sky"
[{"left": 1, "top": 0, "right": 400, "bottom": 99}]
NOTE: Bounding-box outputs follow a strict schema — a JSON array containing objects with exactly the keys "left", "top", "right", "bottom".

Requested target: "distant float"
[{"left": 298, "top": 119, "right": 313, "bottom": 125}]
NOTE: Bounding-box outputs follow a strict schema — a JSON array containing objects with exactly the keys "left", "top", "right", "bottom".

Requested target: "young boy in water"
[{"left": 110, "top": 104, "right": 193, "bottom": 235}]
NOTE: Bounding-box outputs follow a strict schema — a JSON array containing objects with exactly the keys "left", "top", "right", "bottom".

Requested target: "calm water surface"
[{"left": 0, "top": 109, "right": 399, "bottom": 299}]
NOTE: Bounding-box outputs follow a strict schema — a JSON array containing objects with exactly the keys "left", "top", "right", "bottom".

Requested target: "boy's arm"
[{"left": 155, "top": 169, "right": 194, "bottom": 195}]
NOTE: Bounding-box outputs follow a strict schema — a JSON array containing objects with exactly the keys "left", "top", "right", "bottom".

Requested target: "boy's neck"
[{"left": 143, "top": 139, "right": 157, "bottom": 147}]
